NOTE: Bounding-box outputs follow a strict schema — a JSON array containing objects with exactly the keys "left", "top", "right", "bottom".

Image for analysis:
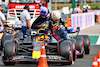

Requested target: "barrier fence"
[{"left": 71, "top": 12, "right": 95, "bottom": 30}]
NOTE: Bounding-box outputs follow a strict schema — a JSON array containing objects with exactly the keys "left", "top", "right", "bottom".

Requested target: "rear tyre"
[
  {"left": 1, "top": 35, "right": 13, "bottom": 51},
  {"left": 60, "top": 40, "right": 72, "bottom": 65},
  {"left": 78, "top": 35, "right": 90, "bottom": 54},
  {"left": 68, "top": 39, "right": 76, "bottom": 61},
  {"left": 75, "top": 37, "right": 84, "bottom": 58},
  {"left": 2, "top": 41, "right": 16, "bottom": 65}
]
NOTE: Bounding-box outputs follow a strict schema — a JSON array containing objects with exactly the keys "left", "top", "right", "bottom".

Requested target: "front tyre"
[
  {"left": 59, "top": 40, "right": 73, "bottom": 65},
  {"left": 2, "top": 41, "right": 16, "bottom": 65},
  {"left": 1, "top": 35, "right": 13, "bottom": 51}
]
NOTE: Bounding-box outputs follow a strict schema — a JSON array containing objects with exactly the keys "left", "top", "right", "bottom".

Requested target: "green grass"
[{"left": 52, "top": 2, "right": 100, "bottom": 10}]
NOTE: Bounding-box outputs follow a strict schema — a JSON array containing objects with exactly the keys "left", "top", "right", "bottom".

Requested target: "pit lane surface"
[{"left": 0, "top": 45, "right": 98, "bottom": 67}]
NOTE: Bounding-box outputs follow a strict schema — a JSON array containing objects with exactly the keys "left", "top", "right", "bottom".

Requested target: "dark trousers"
[
  {"left": 22, "top": 26, "right": 27, "bottom": 38},
  {"left": 52, "top": 28, "right": 67, "bottom": 42}
]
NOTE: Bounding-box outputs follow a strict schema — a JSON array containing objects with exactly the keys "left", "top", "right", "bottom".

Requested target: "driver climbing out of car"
[
  {"left": 31, "top": 2, "right": 68, "bottom": 42},
  {"left": 48, "top": 11, "right": 68, "bottom": 42}
]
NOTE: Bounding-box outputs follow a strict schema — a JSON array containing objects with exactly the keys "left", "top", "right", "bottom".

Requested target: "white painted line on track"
[{"left": 96, "top": 36, "right": 100, "bottom": 45}]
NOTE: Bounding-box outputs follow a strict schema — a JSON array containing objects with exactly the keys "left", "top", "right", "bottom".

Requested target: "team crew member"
[
  {"left": 0, "top": 5, "right": 6, "bottom": 26},
  {"left": 85, "top": 6, "right": 89, "bottom": 13},
  {"left": 20, "top": 4, "right": 31, "bottom": 38}
]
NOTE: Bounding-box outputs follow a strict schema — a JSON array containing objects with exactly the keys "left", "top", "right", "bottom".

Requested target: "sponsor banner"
[
  {"left": 15, "top": 5, "right": 35, "bottom": 9},
  {"left": 71, "top": 13, "right": 95, "bottom": 30}
]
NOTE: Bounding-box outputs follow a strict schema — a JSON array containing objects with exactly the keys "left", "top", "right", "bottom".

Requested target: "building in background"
[{"left": 0, "top": 0, "right": 9, "bottom": 6}]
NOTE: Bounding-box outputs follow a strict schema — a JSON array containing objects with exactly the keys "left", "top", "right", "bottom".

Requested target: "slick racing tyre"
[
  {"left": 75, "top": 37, "right": 84, "bottom": 58},
  {"left": 3, "top": 40, "right": 16, "bottom": 65},
  {"left": 1, "top": 35, "right": 13, "bottom": 51},
  {"left": 78, "top": 35, "right": 90, "bottom": 54},
  {"left": 59, "top": 40, "right": 72, "bottom": 65},
  {"left": 68, "top": 39, "right": 76, "bottom": 61}
]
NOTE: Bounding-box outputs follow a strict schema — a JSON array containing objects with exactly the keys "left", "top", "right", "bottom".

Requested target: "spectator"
[
  {"left": 70, "top": 8, "right": 73, "bottom": 14},
  {"left": 57, "top": 7, "right": 62, "bottom": 14},
  {"left": 57, "top": 7, "right": 60, "bottom": 10},
  {"left": 74, "top": 4, "right": 82, "bottom": 13},
  {"left": 85, "top": 7, "right": 89, "bottom": 13},
  {"left": 88, "top": 6, "right": 91, "bottom": 10},
  {"left": 0, "top": 5, "right": 6, "bottom": 26},
  {"left": 85, "top": 4, "right": 90, "bottom": 13},
  {"left": 82, "top": 5, "right": 86, "bottom": 13}
]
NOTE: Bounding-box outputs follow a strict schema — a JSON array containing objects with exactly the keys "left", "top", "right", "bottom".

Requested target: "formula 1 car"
[
  {"left": 0, "top": 24, "right": 23, "bottom": 51},
  {"left": 2, "top": 23, "right": 90, "bottom": 66},
  {"left": 0, "top": 24, "right": 14, "bottom": 50},
  {"left": 2, "top": 27, "right": 73, "bottom": 65},
  {"left": 66, "top": 27, "right": 90, "bottom": 55}
]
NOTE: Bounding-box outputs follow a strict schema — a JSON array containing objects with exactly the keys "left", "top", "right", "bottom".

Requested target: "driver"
[
  {"left": 49, "top": 11, "right": 67, "bottom": 42},
  {"left": 31, "top": 7, "right": 48, "bottom": 29}
]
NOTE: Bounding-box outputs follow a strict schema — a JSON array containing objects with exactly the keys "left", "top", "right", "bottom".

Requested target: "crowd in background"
[{"left": 70, "top": 4, "right": 91, "bottom": 14}]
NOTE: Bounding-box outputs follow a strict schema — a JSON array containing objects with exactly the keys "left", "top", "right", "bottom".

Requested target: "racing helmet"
[
  {"left": 40, "top": 7, "right": 48, "bottom": 18},
  {"left": 51, "top": 10, "right": 61, "bottom": 22}
]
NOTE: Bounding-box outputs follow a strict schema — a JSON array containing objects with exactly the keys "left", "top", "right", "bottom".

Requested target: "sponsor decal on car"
[
  {"left": 12, "top": 55, "right": 24, "bottom": 60},
  {"left": 47, "top": 56, "right": 61, "bottom": 60}
]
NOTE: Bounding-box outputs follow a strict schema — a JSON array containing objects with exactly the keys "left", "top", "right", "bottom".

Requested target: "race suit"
[{"left": 49, "top": 19, "right": 67, "bottom": 42}]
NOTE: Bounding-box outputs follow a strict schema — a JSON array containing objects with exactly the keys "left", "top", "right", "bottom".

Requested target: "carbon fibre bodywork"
[{"left": 2, "top": 36, "right": 72, "bottom": 65}]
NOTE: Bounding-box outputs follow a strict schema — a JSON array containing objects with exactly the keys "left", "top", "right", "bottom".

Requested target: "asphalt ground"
[{"left": 0, "top": 23, "right": 100, "bottom": 67}]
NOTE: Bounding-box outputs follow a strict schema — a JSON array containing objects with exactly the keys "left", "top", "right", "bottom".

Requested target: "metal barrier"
[
  {"left": 71, "top": 13, "right": 95, "bottom": 30},
  {"left": 61, "top": 12, "right": 95, "bottom": 30}
]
